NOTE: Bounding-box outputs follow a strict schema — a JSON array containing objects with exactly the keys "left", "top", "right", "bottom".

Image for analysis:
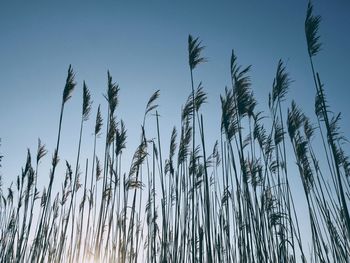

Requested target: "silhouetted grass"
[{"left": 0, "top": 2, "right": 349, "bottom": 263}]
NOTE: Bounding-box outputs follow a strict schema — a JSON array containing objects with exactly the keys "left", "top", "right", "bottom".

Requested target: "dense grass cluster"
[{"left": 1, "top": 3, "right": 349, "bottom": 262}]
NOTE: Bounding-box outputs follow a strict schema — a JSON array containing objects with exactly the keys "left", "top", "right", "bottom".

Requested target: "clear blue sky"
[{"left": 0, "top": 1, "right": 350, "bottom": 247}]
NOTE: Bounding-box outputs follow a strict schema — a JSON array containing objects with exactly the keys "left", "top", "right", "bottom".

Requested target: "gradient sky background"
[{"left": 1, "top": 0, "right": 350, "bottom": 252}]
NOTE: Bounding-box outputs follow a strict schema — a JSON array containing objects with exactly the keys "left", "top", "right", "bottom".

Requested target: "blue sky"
[{"left": 0, "top": 0, "right": 350, "bottom": 251}]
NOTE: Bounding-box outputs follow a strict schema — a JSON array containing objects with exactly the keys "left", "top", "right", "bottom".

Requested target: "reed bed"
[{"left": 0, "top": 3, "right": 349, "bottom": 262}]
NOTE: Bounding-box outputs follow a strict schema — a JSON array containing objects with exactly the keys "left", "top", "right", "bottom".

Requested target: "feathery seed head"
[
  {"left": 305, "top": 2, "right": 322, "bottom": 57},
  {"left": 62, "top": 64, "right": 76, "bottom": 104},
  {"left": 82, "top": 81, "right": 92, "bottom": 121},
  {"left": 188, "top": 34, "right": 206, "bottom": 70},
  {"left": 95, "top": 105, "right": 103, "bottom": 136}
]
